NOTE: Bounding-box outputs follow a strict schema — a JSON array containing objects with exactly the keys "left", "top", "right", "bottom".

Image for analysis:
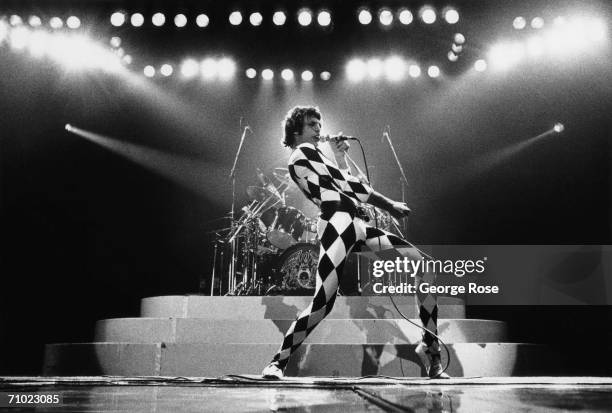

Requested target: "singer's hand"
[
  {"left": 389, "top": 201, "right": 411, "bottom": 220},
  {"left": 331, "top": 134, "right": 350, "bottom": 154}
]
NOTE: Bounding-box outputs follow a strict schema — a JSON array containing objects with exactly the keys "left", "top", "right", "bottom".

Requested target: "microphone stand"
[
  {"left": 382, "top": 126, "right": 409, "bottom": 236},
  {"left": 226, "top": 125, "right": 251, "bottom": 293}
]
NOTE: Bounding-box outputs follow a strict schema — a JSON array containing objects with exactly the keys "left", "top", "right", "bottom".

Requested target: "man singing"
[{"left": 262, "top": 106, "right": 449, "bottom": 379}]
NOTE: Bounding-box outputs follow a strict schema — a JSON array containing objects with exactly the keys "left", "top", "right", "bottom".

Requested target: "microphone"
[{"left": 319, "top": 134, "right": 358, "bottom": 142}]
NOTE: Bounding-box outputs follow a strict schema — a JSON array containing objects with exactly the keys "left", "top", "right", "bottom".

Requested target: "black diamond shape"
[
  {"left": 320, "top": 225, "right": 339, "bottom": 250},
  {"left": 339, "top": 223, "right": 356, "bottom": 251},
  {"left": 317, "top": 254, "right": 336, "bottom": 281}
]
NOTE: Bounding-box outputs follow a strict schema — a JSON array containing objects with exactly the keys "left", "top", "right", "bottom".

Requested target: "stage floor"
[{"left": 1, "top": 376, "right": 611, "bottom": 412}]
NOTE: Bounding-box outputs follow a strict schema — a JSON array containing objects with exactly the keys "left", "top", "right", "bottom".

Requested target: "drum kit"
[{"left": 209, "top": 167, "right": 396, "bottom": 296}]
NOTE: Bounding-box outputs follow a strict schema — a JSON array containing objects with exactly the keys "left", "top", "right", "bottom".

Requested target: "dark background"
[{"left": 1, "top": 0, "right": 611, "bottom": 374}]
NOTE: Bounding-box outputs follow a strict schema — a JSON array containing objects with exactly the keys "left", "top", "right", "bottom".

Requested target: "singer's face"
[{"left": 296, "top": 116, "right": 321, "bottom": 145}]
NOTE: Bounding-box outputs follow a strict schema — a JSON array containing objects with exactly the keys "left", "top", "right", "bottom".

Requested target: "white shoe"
[
  {"left": 415, "top": 342, "right": 451, "bottom": 379},
  {"left": 262, "top": 362, "right": 284, "bottom": 380}
]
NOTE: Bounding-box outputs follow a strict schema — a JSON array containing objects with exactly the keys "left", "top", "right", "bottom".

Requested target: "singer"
[{"left": 262, "top": 105, "right": 450, "bottom": 379}]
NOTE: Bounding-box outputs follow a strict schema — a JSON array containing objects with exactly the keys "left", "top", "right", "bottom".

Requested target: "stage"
[{"left": 2, "top": 376, "right": 612, "bottom": 412}]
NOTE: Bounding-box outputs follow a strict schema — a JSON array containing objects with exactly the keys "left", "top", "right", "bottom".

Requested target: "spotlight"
[
  {"left": 229, "top": 11, "right": 242, "bottom": 25},
  {"left": 409, "top": 64, "right": 421, "bottom": 78},
  {"left": 160, "top": 64, "right": 173, "bottom": 77},
  {"left": 366, "top": 58, "right": 383, "bottom": 79},
  {"left": 174, "top": 14, "right": 187, "bottom": 28},
  {"left": 301, "top": 70, "right": 314, "bottom": 81},
  {"left": 49, "top": 17, "right": 63, "bottom": 29},
  {"left": 379, "top": 9, "right": 393, "bottom": 26},
  {"left": 217, "top": 58, "right": 236, "bottom": 80},
  {"left": 447, "top": 51, "right": 458, "bottom": 62},
  {"left": 180, "top": 59, "right": 199, "bottom": 78},
  {"left": 262, "top": 68, "right": 274, "bottom": 80},
  {"left": 474, "top": 59, "right": 487, "bottom": 72},
  {"left": 320, "top": 71, "right": 331, "bottom": 81},
  {"left": 9, "top": 15, "right": 23, "bottom": 26},
  {"left": 384, "top": 56, "right": 406, "bottom": 81},
  {"left": 358, "top": 9, "right": 373, "bottom": 25},
  {"left": 66, "top": 16, "right": 81, "bottom": 29},
  {"left": 110, "top": 12, "right": 125, "bottom": 27},
  {"left": 451, "top": 44, "right": 463, "bottom": 53},
  {"left": 553, "top": 123, "right": 565, "bottom": 133},
  {"left": 531, "top": 17, "right": 544, "bottom": 29},
  {"left": 122, "top": 55, "right": 132, "bottom": 65},
  {"left": 246, "top": 68, "right": 257, "bottom": 78},
  {"left": 398, "top": 9, "right": 413, "bottom": 25},
  {"left": 65, "top": 124, "right": 72, "bottom": 131},
  {"left": 317, "top": 11, "right": 331, "bottom": 27},
  {"left": 281, "top": 68, "right": 294, "bottom": 80},
  {"left": 427, "top": 65, "right": 440, "bottom": 78},
  {"left": 273, "top": 11, "right": 287, "bottom": 26},
  {"left": 196, "top": 14, "right": 210, "bottom": 27},
  {"left": 28, "top": 16, "right": 42, "bottom": 27},
  {"left": 346, "top": 59, "right": 366, "bottom": 82},
  {"left": 131, "top": 13, "right": 144, "bottom": 27},
  {"left": 152, "top": 13, "right": 166, "bottom": 27},
  {"left": 513, "top": 16, "right": 526, "bottom": 30},
  {"left": 454, "top": 33, "right": 466, "bottom": 44},
  {"left": 110, "top": 36, "right": 121, "bottom": 48},
  {"left": 144, "top": 65, "right": 155, "bottom": 77},
  {"left": 250, "top": 12, "right": 263, "bottom": 26},
  {"left": 201, "top": 58, "right": 218, "bottom": 79},
  {"left": 420, "top": 7, "right": 437, "bottom": 24},
  {"left": 444, "top": 8, "right": 459, "bottom": 24},
  {"left": 298, "top": 9, "right": 312, "bottom": 26}
]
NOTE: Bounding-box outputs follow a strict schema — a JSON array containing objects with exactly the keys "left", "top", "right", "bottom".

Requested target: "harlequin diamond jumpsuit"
[{"left": 269, "top": 142, "right": 441, "bottom": 370}]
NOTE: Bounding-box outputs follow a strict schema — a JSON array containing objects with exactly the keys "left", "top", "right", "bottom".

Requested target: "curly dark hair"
[{"left": 281, "top": 105, "right": 321, "bottom": 148}]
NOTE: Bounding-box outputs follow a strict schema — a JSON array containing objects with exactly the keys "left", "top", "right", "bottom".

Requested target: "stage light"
[
  {"left": 454, "top": 33, "right": 466, "bottom": 45},
  {"left": 50, "top": 17, "right": 63, "bottom": 29},
  {"left": 152, "top": 13, "right": 166, "bottom": 27},
  {"left": 144, "top": 65, "right": 155, "bottom": 77},
  {"left": 160, "top": 64, "right": 173, "bottom": 77},
  {"left": 320, "top": 71, "right": 331, "bottom": 80},
  {"left": 246, "top": 68, "right": 257, "bottom": 78},
  {"left": 379, "top": 9, "right": 393, "bottom": 26},
  {"left": 273, "top": 11, "right": 287, "bottom": 26},
  {"left": 174, "top": 14, "right": 187, "bottom": 28},
  {"left": 110, "top": 36, "right": 121, "bottom": 48},
  {"left": 196, "top": 14, "right": 209, "bottom": 27},
  {"left": 531, "top": 17, "right": 544, "bottom": 29},
  {"left": 281, "top": 69, "right": 294, "bottom": 80},
  {"left": 444, "top": 8, "right": 459, "bottom": 24},
  {"left": 10, "top": 27, "right": 30, "bottom": 50},
  {"left": 513, "top": 16, "right": 526, "bottom": 30},
  {"left": 110, "top": 12, "right": 125, "bottom": 27},
  {"left": 366, "top": 58, "right": 383, "bottom": 79},
  {"left": 358, "top": 9, "right": 373, "bottom": 25},
  {"left": 474, "top": 59, "right": 487, "bottom": 72},
  {"left": 250, "top": 12, "right": 263, "bottom": 26},
  {"left": 131, "top": 13, "right": 144, "bottom": 27},
  {"left": 451, "top": 44, "right": 463, "bottom": 54},
  {"left": 420, "top": 7, "right": 437, "bottom": 24},
  {"left": 298, "top": 9, "right": 312, "bottom": 26},
  {"left": 301, "top": 70, "right": 313, "bottom": 81},
  {"left": 553, "top": 123, "right": 564, "bottom": 133},
  {"left": 10, "top": 15, "right": 23, "bottom": 26},
  {"left": 384, "top": 56, "right": 406, "bottom": 81},
  {"left": 201, "top": 58, "right": 217, "bottom": 79},
  {"left": 262, "top": 68, "right": 274, "bottom": 80},
  {"left": 427, "top": 65, "right": 440, "bottom": 78},
  {"left": 398, "top": 9, "right": 413, "bottom": 25},
  {"left": 447, "top": 51, "right": 458, "bottom": 62},
  {"left": 115, "top": 47, "right": 125, "bottom": 58},
  {"left": 409, "top": 64, "right": 421, "bottom": 78},
  {"left": 229, "top": 11, "right": 242, "bottom": 26},
  {"left": 217, "top": 58, "right": 236, "bottom": 80},
  {"left": 45, "top": 34, "right": 123, "bottom": 72},
  {"left": 66, "top": 16, "right": 81, "bottom": 29},
  {"left": 28, "top": 16, "right": 42, "bottom": 27},
  {"left": 65, "top": 124, "right": 72, "bottom": 131},
  {"left": 346, "top": 59, "right": 366, "bottom": 82},
  {"left": 180, "top": 59, "right": 199, "bottom": 78},
  {"left": 317, "top": 11, "right": 331, "bottom": 27},
  {"left": 122, "top": 55, "right": 132, "bottom": 65}
]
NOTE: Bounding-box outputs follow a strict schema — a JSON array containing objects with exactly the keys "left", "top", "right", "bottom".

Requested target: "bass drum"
[{"left": 275, "top": 243, "right": 319, "bottom": 293}]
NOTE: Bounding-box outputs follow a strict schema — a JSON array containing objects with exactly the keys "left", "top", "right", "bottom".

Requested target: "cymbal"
[{"left": 247, "top": 186, "right": 280, "bottom": 202}]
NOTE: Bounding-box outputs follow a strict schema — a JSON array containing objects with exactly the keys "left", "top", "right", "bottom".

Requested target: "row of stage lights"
[
  {"left": 109, "top": 6, "right": 460, "bottom": 28},
  {"left": 3, "top": 14, "right": 82, "bottom": 29}
]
